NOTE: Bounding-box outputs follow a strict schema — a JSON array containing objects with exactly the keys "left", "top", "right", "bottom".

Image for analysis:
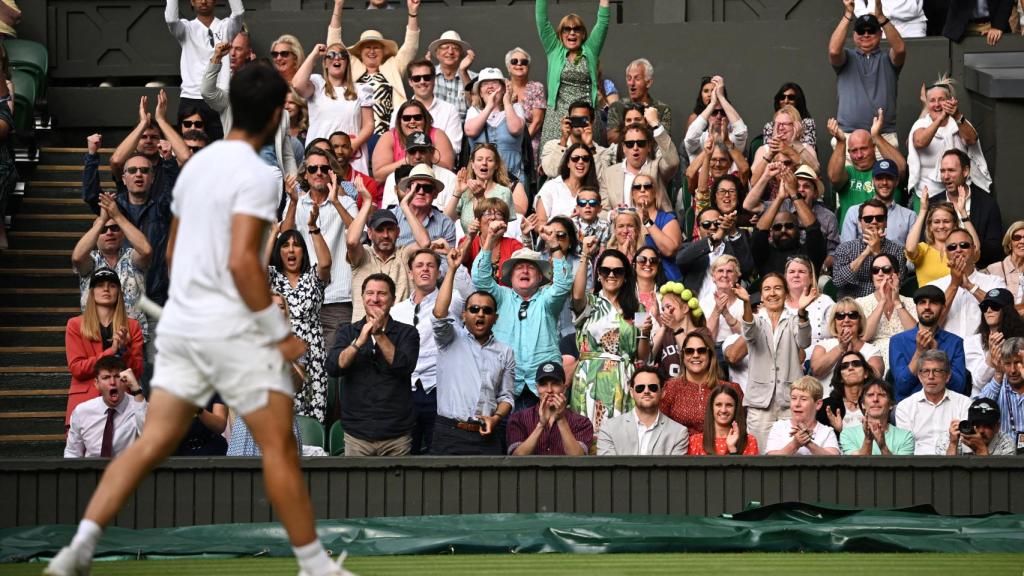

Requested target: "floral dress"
[
  {"left": 269, "top": 265, "right": 327, "bottom": 423},
  {"left": 540, "top": 56, "right": 590, "bottom": 149},
  {"left": 520, "top": 80, "right": 547, "bottom": 159},
  {"left": 570, "top": 292, "right": 640, "bottom": 436}
]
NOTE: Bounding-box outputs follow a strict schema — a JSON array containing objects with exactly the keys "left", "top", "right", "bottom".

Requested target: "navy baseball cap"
[
  {"left": 368, "top": 208, "right": 398, "bottom": 230},
  {"left": 967, "top": 397, "right": 1000, "bottom": 427},
  {"left": 535, "top": 361, "right": 566, "bottom": 384},
  {"left": 873, "top": 159, "right": 899, "bottom": 179},
  {"left": 854, "top": 14, "right": 881, "bottom": 34}
]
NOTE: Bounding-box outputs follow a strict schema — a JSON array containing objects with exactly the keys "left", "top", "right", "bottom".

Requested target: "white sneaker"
[
  {"left": 297, "top": 551, "right": 357, "bottom": 576},
  {"left": 42, "top": 546, "right": 91, "bottom": 576}
]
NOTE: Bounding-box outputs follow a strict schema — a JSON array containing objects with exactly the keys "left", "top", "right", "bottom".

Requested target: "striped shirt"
[
  {"left": 286, "top": 192, "right": 359, "bottom": 305},
  {"left": 391, "top": 206, "right": 456, "bottom": 247},
  {"left": 433, "top": 65, "right": 477, "bottom": 122},
  {"left": 978, "top": 378, "right": 1024, "bottom": 437}
]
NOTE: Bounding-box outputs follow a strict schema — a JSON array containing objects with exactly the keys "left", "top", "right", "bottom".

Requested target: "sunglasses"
[
  {"left": 684, "top": 346, "right": 709, "bottom": 356},
  {"left": 947, "top": 241, "right": 972, "bottom": 251},
  {"left": 780, "top": 93, "right": 798, "bottom": 101},
  {"left": 700, "top": 220, "right": 720, "bottom": 230},
  {"left": 771, "top": 222, "right": 796, "bottom": 232},
  {"left": 631, "top": 182, "right": 654, "bottom": 191},
  {"left": 270, "top": 50, "right": 294, "bottom": 59},
  {"left": 871, "top": 265, "right": 894, "bottom": 275},
  {"left": 633, "top": 383, "right": 660, "bottom": 393},
  {"left": 576, "top": 198, "right": 600, "bottom": 207},
  {"left": 518, "top": 300, "right": 530, "bottom": 321},
  {"left": 569, "top": 154, "right": 591, "bottom": 164},
  {"left": 467, "top": 305, "right": 496, "bottom": 315},
  {"left": 1013, "top": 233, "right": 1024, "bottom": 242},
  {"left": 100, "top": 224, "right": 121, "bottom": 234},
  {"left": 622, "top": 139, "right": 646, "bottom": 149},
  {"left": 598, "top": 266, "right": 625, "bottom": 278},
  {"left": 181, "top": 119, "right": 205, "bottom": 129},
  {"left": 409, "top": 74, "right": 433, "bottom": 83},
  {"left": 635, "top": 255, "right": 660, "bottom": 265},
  {"left": 125, "top": 166, "right": 151, "bottom": 175},
  {"left": 562, "top": 25, "right": 585, "bottom": 33},
  {"left": 401, "top": 114, "right": 425, "bottom": 122},
  {"left": 839, "top": 360, "right": 865, "bottom": 370},
  {"left": 413, "top": 183, "right": 436, "bottom": 194},
  {"left": 509, "top": 58, "right": 529, "bottom": 66},
  {"left": 835, "top": 311, "right": 860, "bottom": 320},
  {"left": 980, "top": 302, "right": 1003, "bottom": 313},
  {"left": 325, "top": 50, "right": 349, "bottom": 61},
  {"left": 861, "top": 214, "right": 887, "bottom": 224},
  {"left": 187, "top": 145, "right": 204, "bottom": 153},
  {"left": 855, "top": 27, "right": 880, "bottom": 35},
  {"left": 306, "top": 165, "right": 332, "bottom": 175},
  {"left": 710, "top": 109, "right": 726, "bottom": 117},
  {"left": 554, "top": 231, "right": 569, "bottom": 240}
]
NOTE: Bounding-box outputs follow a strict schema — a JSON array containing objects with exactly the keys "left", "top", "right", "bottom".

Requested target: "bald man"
[{"left": 826, "top": 114, "right": 906, "bottom": 227}]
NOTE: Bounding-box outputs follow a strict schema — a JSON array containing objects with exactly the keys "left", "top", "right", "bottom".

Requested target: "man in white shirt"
[
  {"left": 391, "top": 59, "right": 463, "bottom": 152},
  {"left": 46, "top": 66, "right": 349, "bottom": 576},
  {"left": 65, "top": 357, "right": 147, "bottom": 459},
  {"left": 766, "top": 376, "right": 841, "bottom": 455},
  {"left": 380, "top": 132, "right": 457, "bottom": 209},
  {"left": 165, "top": 0, "right": 246, "bottom": 141},
  {"left": 896, "top": 349, "right": 972, "bottom": 455},
  {"left": 930, "top": 229, "right": 1006, "bottom": 393},
  {"left": 597, "top": 368, "right": 688, "bottom": 455}
]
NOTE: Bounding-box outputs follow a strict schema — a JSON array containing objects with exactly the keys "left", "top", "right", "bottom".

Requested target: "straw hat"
[
  {"left": 427, "top": 30, "right": 471, "bottom": 58},
  {"left": 398, "top": 163, "right": 446, "bottom": 195},
  {"left": 348, "top": 30, "right": 399, "bottom": 60},
  {"left": 500, "top": 248, "right": 552, "bottom": 286}
]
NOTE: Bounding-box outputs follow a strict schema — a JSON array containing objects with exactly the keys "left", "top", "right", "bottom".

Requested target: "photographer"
[
  {"left": 539, "top": 100, "right": 614, "bottom": 178},
  {"left": 939, "top": 398, "right": 1016, "bottom": 455}
]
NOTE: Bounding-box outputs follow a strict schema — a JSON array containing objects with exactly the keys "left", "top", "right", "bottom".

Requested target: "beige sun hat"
[
  {"left": 793, "top": 164, "right": 825, "bottom": 196},
  {"left": 428, "top": 30, "right": 472, "bottom": 58},
  {"left": 398, "top": 163, "right": 446, "bottom": 195},
  {"left": 500, "top": 248, "right": 552, "bottom": 286},
  {"left": 348, "top": 30, "right": 399, "bottom": 60}
]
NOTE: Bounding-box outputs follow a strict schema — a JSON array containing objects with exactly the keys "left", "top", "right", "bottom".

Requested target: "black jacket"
[
  {"left": 928, "top": 185, "right": 1004, "bottom": 269},
  {"left": 943, "top": 0, "right": 1013, "bottom": 41},
  {"left": 675, "top": 232, "right": 755, "bottom": 295}
]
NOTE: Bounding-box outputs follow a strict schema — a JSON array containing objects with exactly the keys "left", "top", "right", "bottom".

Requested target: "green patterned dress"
[
  {"left": 539, "top": 55, "right": 591, "bottom": 150},
  {"left": 570, "top": 292, "right": 640, "bottom": 436}
]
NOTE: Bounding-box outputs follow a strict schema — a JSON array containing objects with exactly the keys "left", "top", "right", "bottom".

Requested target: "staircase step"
[
  {"left": 0, "top": 347, "right": 69, "bottom": 367},
  {"left": 0, "top": 326, "right": 67, "bottom": 347},
  {"left": 10, "top": 213, "right": 94, "bottom": 233},
  {"left": 0, "top": 269, "right": 78, "bottom": 288},
  {"left": 0, "top": 412, "right": 66, "bottom": 435},
  {"left": 0, "top": 394, "right": 69, "bottom": 413},
  {"left": 0, "top": 307, "right": 76, "bottom": 326},
  {"left": 0, "top": 370, "right": 70, "bottom": 390},
  {"left": 0, "top": 438, "right": 65, "bottom": 457},
  {"left": 0, "top": 249, "right": 73, "bottom": 268},
  {"left": 19, "top": 197, "right": 97, "bottom": 215},
  {"left": 0, "top": 287, "right": 79, "bottom": 307},
  {"left": 6, "top": 231, "right": 84, "bottom": 250},
  {"left": 33, "top": 164, "right": 109, "bottom": 183}
]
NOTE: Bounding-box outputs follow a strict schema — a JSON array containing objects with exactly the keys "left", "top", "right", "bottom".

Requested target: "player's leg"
[
  {"left": 243, "top": 390, "right": 349, "bottom": 575},
  {"left": 44, "top": 389, "right": 196, "bottom": 575}
]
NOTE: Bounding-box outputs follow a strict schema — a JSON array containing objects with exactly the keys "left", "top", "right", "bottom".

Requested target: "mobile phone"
[{"left": 569, "top": 116, "right": 589, "bottom": 128}]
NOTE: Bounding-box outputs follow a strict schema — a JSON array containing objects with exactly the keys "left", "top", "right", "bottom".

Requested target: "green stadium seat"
[
  {"left": 821, "top": 277, "right": 837, "bottom": 300},
  {"left": 746, "top": 132, "right": 764, "bottom": 168},
  {"left": 328, "top": 420, "right": 345, "bottom": 456},
  {"left": 5, "top": 39, "right": 48, "bottom": 81},
  {"left": 295, "top": 415, "right": 325, "bottom": 450},
  {"left": 11, "top": 68, "right": 35, "bottom": 133},
  {"left": 900, "top": 274, "right": 918, "bottom": 298}
]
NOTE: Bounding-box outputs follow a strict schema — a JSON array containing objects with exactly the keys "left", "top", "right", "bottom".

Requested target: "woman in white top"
[
  {"left": 909, "top": 78, "right": 988, "bottom": 197},
  {"left": 293, "top": 43, "right": 374, "bottom": 175},
  {"left": 783, "top": 256, "right": 833, "bottom": 354},
  {"left": 534, "top": 142, "right": 598, "bottom": 224},
  {"left": 700, "top": 254, "right": 744, "bottom": 344},
  {"left": 810, "top": 298, "right": 884, "bottom": 397},
  {"left": 857, "top": 252, "right": 917, "bottom": 369},
  {"left": 984, "top": 221, "right": 1024, "bottom": 305}
]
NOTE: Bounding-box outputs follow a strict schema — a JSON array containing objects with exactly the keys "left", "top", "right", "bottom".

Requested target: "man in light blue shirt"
[
  {"left": 473, "top": 220, "right": 572, "bottom": 411},
  {"left": 840, "top": 159, "right": 915, "bottom": 246},
  {"left": 432, "top": 248, "right": 515, "bottom": 455},
  {"left": 978, "top": 337, "right": 1024, "bottom": 449}
]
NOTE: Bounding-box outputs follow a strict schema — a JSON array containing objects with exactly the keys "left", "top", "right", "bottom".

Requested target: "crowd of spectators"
[{"left": 60, "top": 0, "right": 1024, "bottom": 458}]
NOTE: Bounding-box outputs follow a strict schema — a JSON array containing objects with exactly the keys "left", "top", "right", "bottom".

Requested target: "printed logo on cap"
[
  {"left": 542, "top": 363, "right": 554, "bottom": 373},
  {"left": 988, "top": 289, "right": 1000, "bottom": 298}
]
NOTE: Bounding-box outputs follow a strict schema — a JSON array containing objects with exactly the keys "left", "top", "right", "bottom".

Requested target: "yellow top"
[{"left": 909, "top": 242, "right": 949, "bottom": 287}]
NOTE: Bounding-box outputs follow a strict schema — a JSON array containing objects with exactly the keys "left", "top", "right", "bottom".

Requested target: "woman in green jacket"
[{"left": 536, "top": 0, "right": 610, "bottom": 150}]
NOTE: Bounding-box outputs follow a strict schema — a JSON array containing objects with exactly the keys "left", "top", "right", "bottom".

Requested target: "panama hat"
[
  {"left": 428, "top": 30, "right": 471, "bottom": 58},
  {"left": 348, "top": 30, "right": 398, "bottom": 60},
  {"left": 398, "top": 163, "right": 446, "bottom": 195},
  {"left": 500, "top": 248, "right": 552, "bottom": 286}
]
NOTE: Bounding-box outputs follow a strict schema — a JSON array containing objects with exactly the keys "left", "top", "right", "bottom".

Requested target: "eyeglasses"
[
  {"left": 409, "top": 74, "right": 433, "bottom": 83},
  {"left": 481, "top": 209, "right": 504, "bottom": 218},
  {"left": 622, "top": 139, "right": 646, "bottom": 149},
  {"left": 716, "top": 187, "right": 738, "bottom": 196},
  {"left": 181, "top": 119, "right": 205, "bottom": 129},
  {"left": 554, "top": 231, "right": 569, "bottom": 240},
  {"left": 946, "top": 241, "right": 972, "bottom": 252},
  {"left": 467, "top": 305, "right": 496, "bottom": 315},
  {"left": 710, "top": 109, "right": 726, "bottom": 117},
  {"left": 635, "top": 255, "right": 660, "bottom": 265},
  {"left": 918, "top": 368, "right": 948, "bottom": 376},
  {"left": 980, "top": 302, "right": 1003, "bottom": 313},
  {"left": 306, "top": 165, "right": 332, "bottom": 175},
  {"left": 561, "top": 25, "right": 585, "bottom": 33},
  {"left": 598, "top": 266, "right": 625, "bottom": 278},
  {"left": 518, "top": 300, "right": 530, "bottom": 321},
  {"left": 835, "top": 311, "right": 860, "bottom": 320},
  {"left": 839, "top": 360, "right": 864, "bottom": 370},
  {"left": 325, "top": 50, "right": 349, "bottom": 61},
  {"left": 125, "top": 166, "right": 151, "bottom": 175},
  {"left": 861, "top": 214, "right": 887, "bottom": 224},
  {"left": 100, "top": 224, "right": 121, "bottom": 234},
  {"left": 700, "top": 220, "right": 720, "bottom": 230},
  {"left": 871, "top": 265, "right": 894, "bottom": 275},
  {"left": 633, "top": 383, "right": 660, "bottom": 393},
  {"left": 771, "top": 222, "right": 796, "bottom": 232},
  {"left": 270, "top": 50, "right": 293, "bottom": 59},
  {"left": 684, "top": 346, "right": 709, "bottom": 356},
  {"left": 631, "top": 182, "right": 654, "bottom": 191},
  {"left": 401, "top": 114, "right": 424, "bottom": 122},
  {"left": 509, "top": 58, "right": 529, "bottom": 66},
  {"left": 576, "top": 198, "right": 600, "bottom": 207},
  {"left": 616, "top": 206, "right": 638, "bottom": 214},
  {"left": 569, "top": 154, "right": 591, "bottom": 164}
]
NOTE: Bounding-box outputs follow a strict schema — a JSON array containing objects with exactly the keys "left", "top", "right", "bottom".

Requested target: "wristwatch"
[{"left": 129, "top": 388, "right": 143, "bottom": 396}]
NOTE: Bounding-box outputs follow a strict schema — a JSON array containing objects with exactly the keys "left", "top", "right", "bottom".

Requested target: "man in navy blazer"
[
  {"left": 675, "top": 207, "right": 754, "bottom": 298},
  {"left": 927, "top": 149, "right": 1004, "bottom": 269}
]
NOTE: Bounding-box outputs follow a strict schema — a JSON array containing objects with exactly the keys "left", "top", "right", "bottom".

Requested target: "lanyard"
[{"left": 1004, "top": 381, "right": 1020, "bottom": 434}]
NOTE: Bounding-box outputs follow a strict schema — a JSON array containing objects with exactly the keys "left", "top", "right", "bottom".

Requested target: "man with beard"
[
  {"left": 840, "top": 159, "right": 915, "bottom": 245},
  {"left": 328, "top": 131, "right": 380, "bottom": 209},
  {"left": 927, "top": 149, "right": 1004, "bottom": 268},
  {"left": 598, "top": 117, "right": 678, "bottom": 214},
  {"left": 890, "top": 285, "right": 968, "bottom": 402},
  {"left": 596, "top": 368, "right": 688, "bottom": 455},
  {"left": 749, "top": 166, "right": 826, "bottom": 277},
  {"left": 833, "top": 198, "right": 907, "bottom": 299},
  {"left": 431, "top": 247, "right": 515, "bottom": 455},
  {"left": 507, "top": 361, "right": 593, "bottom": 455},
  {"left": 64, "top": 356, "right": 147, "bottom": 458},
  {"left": 282, "top": 149, "right": 361, "bottom": 345},
  {"left": 978, "top": 337, "right": 1024, "bottom": 454}
]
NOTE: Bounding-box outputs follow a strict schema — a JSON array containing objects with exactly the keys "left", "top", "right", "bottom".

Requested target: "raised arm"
[
  {"left": 101, "top": 193, "right": 152, "bottom": 269},
  {"left": 201, "top": 45, "right": 231, "bottom": 113},
  {"left": 826, "top": 118, "right": 849, "bottom": 188},
  {"left": 904, "top": 187, "right": 929, "bottom": 261},
  {"left": 345, "top": 183, "right": 374, "bottom": 264},
  {"left": 111, "top": 96, "right": 152, "bottom": 178},
  {"left": 71, "top": 210, "right": 107, "bottom": 275},
  {"left": 307, "top": 198, "right": 333, "bottom": 284},
  {"left": 154, "top": 89, "right": 192, "bottom": 165},
  {"left": 829, "top": 0, "right": 854, "bottom": 68},
  {"left": 293, "top": 44, "right": 324, "bottom": 100},
  {"left": 397, "top": 186, "right": 431, "bottom": 249},
  {"left": 81, "top": 134, "right": 104, "bottom": 214},
  {"left": 877, "top": 0, "right": 905, "bottom": 68},
  {"left": 870, "top": 108, "right": 906, "bottom": 176},
  {"left": 572, "top": 236, "right": 597, "bottom": 314}
]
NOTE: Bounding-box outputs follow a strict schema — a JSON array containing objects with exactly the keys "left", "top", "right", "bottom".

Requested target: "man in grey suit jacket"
[{"left": 597, "top": 368, "right": 689, "bottom": 455}]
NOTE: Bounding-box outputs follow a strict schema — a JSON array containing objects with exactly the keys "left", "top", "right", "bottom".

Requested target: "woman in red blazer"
[{"left": 65, "top": 269, "right": 144, "bottom": 427}]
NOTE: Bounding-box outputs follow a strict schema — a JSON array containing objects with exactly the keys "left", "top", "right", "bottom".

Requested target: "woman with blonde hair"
[
  {"left": 905, "top": 198, "right": 981, "bottom": 286},
  {"left": 784, "top": 255, "right": 834, "bottom": 353},
  {"left": 809, "top": 298, "right": 885, "bottom": 396},
  {"left": 985, "top": 221, "right": 1024, "bottom": 305},
  {"left": 64, "top": 270, "right": 144, "bottom": 427},
  {"left": 606, "top": 208, "right": 643, "bottom": 263},
  {"left": 270, "top": 34, "right": 305, "bottom": 83},
  {"left": 750, "top": 104, "right": 820, "bottom": 185},
  {"left": 505, "top": 46, "right": 547, "bottom": 160},
  {"left": 446, "top": 143, "right": 516, "bottom": 232},
  {"left": 293, "top": 42, "right": 374, "bottom": 174}
]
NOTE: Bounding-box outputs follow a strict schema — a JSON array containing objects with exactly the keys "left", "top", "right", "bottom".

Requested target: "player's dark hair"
[{"left": 229, "top": 65, "right": 289, "bottom": 134}]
